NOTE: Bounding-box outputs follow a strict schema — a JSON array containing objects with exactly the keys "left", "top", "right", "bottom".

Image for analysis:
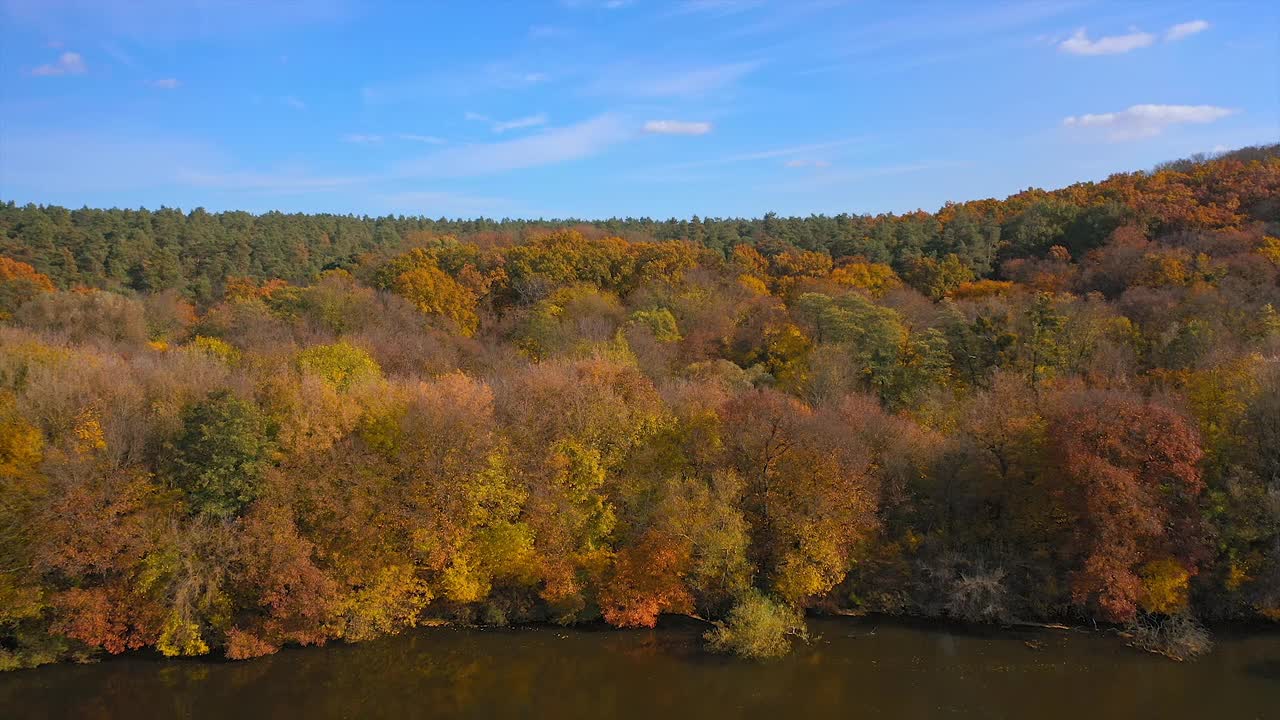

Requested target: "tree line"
[{"left": 0, "top": 145, "right": 1277, "bottom": 666}]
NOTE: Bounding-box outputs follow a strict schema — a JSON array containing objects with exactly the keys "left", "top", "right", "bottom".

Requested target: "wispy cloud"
[
  {"left": 667, "top": 0, "right": 765, "bottom": 16},
  {"left": 282, "top": 95, "right": 306, "bottom": 110},
  {"left": 176, "top": 168, "right": 370, "bottom": 193},
  {"left": 590, "top": 60, "right": 762, "bottom": 98},
  {"left": 398, "top": 114, "right": 631, "bottom": 178},
  {"left": 398, "top": 133, "right": 447, "bottom": 144},
  {"left": 2, "top": 0, "right": 349, "bottom": 40},
  {"left": 1058, "top": 28, "right": 1154, "bottom": 55},
  {"left": 347, "top": 133, "right": 450, "bottom": 146},
  {"left": 823, "top": 2, "right": 1084, "bottom": 62},
  {"left": 784, "top": 159, "right": 831, "bottom": 168},
  {"left": 643, "top": 120, "right": 713, "bottom": 135},
  {"left": 1166, "top": 19, "right": 1209, "bottom": 42},
  {"left": 466, "top": 112, "right": 549, "bottom": 133},
  {"left": 150, "top": 78, "right": 180, "bottom": 89},
  {"left": 0, "top": 131, "right": 219, "bottom": 193},
  {"left": 1063, "top": 104, "right": 1237, "bottom": 141},
  {"left": 375, "top": 190, "right": 511, "bottom": 217},
  {"left": 362, "top": 64, "right": 546, "bottom": 104},
  {"left": 762, "top": 161, "right": 965, "bottom": 193},
  {"left": 1059, "top": 19, "right": 1212, "bottom": 56},
  {"left": 659, "top": 136, "right": 868, "bottom": 171},
  {"left": 495, "top": 114, "right": 549, "bottom": 133},
  {"left": 529, "top": 24, "right": 569, "bottom": 39},
  {"left": 100, "top": 42, "right": 139, "bottom": 68},
  {"left": 31, "top": 50, "right": 85, "bottom": 76},
  {"left": 560, "top": 0, "right": 633, "bottom": 8},
  {"left": 175, "top": 117, "right": 631, "bottom": 194}
]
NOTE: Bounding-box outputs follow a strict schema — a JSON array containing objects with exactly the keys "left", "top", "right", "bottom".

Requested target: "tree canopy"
[{"left": 1, "top": 145, "right": 1278, "bottom": 668}]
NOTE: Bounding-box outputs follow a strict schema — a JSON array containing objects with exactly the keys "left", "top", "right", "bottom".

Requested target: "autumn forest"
[{"left": 1, "top": 144, "right": 1279, "bottom": 668}]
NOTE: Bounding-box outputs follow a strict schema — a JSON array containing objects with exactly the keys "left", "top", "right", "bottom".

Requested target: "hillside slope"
[{"left": 1, "top": 144, "right": 1278, "bottom": 668}]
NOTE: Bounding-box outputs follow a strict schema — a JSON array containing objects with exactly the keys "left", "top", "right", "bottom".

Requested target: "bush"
[
  {"left": 1127, "top": 614, "right": 1213, "bottom": 661},
  {"left": 946, "top": 564, "right": 1010, "bottom": 623},
  {"left": 705, "top": 591, "right": 807, "bottom": 659}
]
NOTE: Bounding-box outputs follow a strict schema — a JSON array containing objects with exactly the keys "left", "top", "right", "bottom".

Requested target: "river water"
[{"left": 2, "top": 618, "right": 1277, "bottom": 719}]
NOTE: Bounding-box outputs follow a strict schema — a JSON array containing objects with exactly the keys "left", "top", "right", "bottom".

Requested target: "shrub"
[
  {"left": 946, "top": 564, "right": 1010, "bottom": 623},
  {"left": 705, "top": 591, "right": 808, "bottom": 659},
  {"left": 1127, "top": 614, "right": 1213, "bottom": 661}
]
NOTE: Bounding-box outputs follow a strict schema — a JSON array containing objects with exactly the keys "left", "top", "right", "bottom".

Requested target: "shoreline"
[{"left": 7, "top": 611, "right": 1276, "bottom": 674}]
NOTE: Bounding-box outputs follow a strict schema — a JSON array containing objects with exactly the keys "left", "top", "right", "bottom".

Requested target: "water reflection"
[{"left": 2, "top": 619, "right": 1277, "bottom": 719}]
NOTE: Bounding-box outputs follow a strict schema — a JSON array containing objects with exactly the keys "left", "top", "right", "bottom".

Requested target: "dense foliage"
[{"left": 1, "top": 146, "right": 1278, "bottom": 667}]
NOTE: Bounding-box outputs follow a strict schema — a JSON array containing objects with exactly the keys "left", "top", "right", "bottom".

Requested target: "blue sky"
[{"left": 1, "top": 0, "right": 1276, "bottom": 219}]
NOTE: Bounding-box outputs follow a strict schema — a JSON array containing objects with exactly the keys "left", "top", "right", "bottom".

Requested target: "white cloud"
[
  {"left": 466, "top": 112, "right": 549, "bottom": 133},
  {"left": 784, "top": 159, "right": 831, "bottom": 168},
  {"left": 643, "top": 120, "right": 713, "bottom": 135},
  {"left": 398, "top": 114, "right": 631, "bottom": 178},
  {"left": 1166, "top": 20, "right": 1209, "bottom": 42},
  {"left": 31, "top": 51, "right": 85, "bottom": 76},
  {"left": 1058, "top": 28, "right": 1154, "bottom": 55},
  {"left": 150, "top": 78, "right": 180, "bottom": 89},
  {"left": 282, "top": 95, "right": 306, "bottom": 110},
  {"left": 344, "top": 134, "right": 383, "bottom": 144},
  {"left": 398, "top": 133, "right": 446, "bottom": 144},
  {"left": 1063, "top": 104, "right": 1237, "bottom": 141}
]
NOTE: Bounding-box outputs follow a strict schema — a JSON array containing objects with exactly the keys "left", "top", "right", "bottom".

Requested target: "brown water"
[{"left": 2, "top": 618, "right": 1277, "bottom": 719}]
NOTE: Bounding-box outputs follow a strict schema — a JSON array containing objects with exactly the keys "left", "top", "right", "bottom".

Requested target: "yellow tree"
[{"left": 0, "top": 257, "right": 55, "bottom": 320}]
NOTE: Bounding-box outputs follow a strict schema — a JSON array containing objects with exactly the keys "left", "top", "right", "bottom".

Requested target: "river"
[{"left": 2, "top": 618, "right": 1277, "bottom": 719}]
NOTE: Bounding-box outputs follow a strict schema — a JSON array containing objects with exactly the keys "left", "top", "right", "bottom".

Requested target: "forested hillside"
[
  {"left": 5, "top": 144, "right": 1277, "bottom": 302},
  {"left": 1, "top": 145, "right": 1278, "bottom": 667}
]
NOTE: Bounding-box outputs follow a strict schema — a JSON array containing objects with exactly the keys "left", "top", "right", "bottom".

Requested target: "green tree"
[
  {"left": 1022, "top": 292, "right": 1065, "bottom": 389},
  {"left": 901, "top": 253, "right": 975, "bottom": 300},
  {"left": 164, "top": 390, "right": 274, "bottom": 519}
]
